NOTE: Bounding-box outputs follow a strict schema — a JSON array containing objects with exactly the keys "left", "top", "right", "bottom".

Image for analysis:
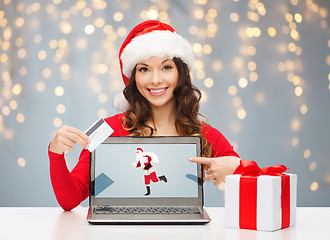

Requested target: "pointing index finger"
[{"left": 188, "top": 157, "right": 212, "bottom": 165}]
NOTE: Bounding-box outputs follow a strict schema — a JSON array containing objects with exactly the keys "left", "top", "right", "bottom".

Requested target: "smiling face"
[{"left": 135, "top": 56, "right": 179, "bottom": 109}]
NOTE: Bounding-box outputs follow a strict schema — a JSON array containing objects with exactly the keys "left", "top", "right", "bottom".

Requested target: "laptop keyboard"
[{"left": 94, "top": 206, "right": 202, "bottom": 215}]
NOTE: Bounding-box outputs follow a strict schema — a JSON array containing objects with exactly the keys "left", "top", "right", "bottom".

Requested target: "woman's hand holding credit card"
[{"left": 49, "top": 118, "right": 113, "bottom": 154}]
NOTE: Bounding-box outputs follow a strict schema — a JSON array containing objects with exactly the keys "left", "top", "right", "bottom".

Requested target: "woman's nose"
[{"left": 151, "top": 70, "right": 162, "bottom": 84}]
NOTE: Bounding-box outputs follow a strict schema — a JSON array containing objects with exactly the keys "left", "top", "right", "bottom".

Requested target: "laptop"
[{"left": 87, "top": 136, "right": 211, "bottom": 224}]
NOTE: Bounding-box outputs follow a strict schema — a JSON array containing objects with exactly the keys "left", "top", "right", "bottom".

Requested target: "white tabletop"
[{"left": 1, "top": 207, "right": 329, "bottom": 240}]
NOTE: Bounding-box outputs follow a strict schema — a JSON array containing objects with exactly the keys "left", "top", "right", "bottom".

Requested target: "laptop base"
[{"left": 87, "top": 206, "right": 211, "bottom": 225}]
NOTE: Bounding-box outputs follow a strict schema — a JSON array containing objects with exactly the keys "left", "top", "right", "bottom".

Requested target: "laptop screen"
[{"left": 93, "top": 141, "right": 199, "bottom": 198}]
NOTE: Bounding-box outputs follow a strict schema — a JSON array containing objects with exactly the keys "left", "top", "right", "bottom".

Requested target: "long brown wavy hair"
[{"left": 121, "top": 57, "right": 212, "bottom": 159}]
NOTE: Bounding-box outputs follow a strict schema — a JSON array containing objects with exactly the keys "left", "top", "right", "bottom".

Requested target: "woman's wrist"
[
  {"left": 232, "top": 158, "right": 241, "bottom": 174},
  {"left": 48, "top": 142, "right": 64, "bottom": 156}
]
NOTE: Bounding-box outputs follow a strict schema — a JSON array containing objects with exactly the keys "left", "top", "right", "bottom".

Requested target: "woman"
[{"left": 49, "top": 20, "right": 240, "bottom": 211}]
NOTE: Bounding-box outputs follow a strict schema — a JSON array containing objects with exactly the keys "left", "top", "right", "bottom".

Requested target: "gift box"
[{"left": 225, "top": 160, "right": 297, "bottom": 231}]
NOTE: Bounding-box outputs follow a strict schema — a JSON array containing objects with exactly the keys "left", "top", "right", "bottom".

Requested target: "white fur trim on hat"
[{"left": 120, "top": 30, "right": 194, "bottom": 78}]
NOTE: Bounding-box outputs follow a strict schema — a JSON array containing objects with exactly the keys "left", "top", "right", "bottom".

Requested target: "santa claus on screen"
[{"left": 132, "top": 148, "right": 167, "bottom": 196}]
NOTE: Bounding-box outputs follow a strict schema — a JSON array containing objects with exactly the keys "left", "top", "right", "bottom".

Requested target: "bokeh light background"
[{"left": 0, "top": 0, "right": 329, "bottom": 207}]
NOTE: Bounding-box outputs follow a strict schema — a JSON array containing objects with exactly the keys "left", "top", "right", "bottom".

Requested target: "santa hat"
[
  {"left": 114, "top": 20, "right": 194, "bottom": 112},
  {"left": 136, "top": 148, "right": 143, "bottom": 152}
]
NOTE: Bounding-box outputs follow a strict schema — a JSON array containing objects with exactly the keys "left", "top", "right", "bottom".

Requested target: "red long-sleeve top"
[{"left": 48, "top": 113, "right": 239, "bottom": 211}]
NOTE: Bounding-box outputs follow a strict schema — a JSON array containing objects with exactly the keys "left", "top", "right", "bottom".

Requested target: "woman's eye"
[
  {"left": 138, "top": 67, "right": 148, "bottom": 72},
  {"left": 163, "top": 65, "right": 173, "bottom": 70}
]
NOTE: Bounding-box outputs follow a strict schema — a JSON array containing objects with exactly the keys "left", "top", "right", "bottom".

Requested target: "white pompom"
[
  {"left": 113, "top": 91, "right": 131, "bottom": 112},
  {"left": 197, "top": 114, "right": 207, "bottom": 123}
]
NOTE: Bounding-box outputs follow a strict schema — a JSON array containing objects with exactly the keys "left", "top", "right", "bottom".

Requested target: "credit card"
[{"left": 84, "top": 118, "right": 114, "bottom": 152}]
